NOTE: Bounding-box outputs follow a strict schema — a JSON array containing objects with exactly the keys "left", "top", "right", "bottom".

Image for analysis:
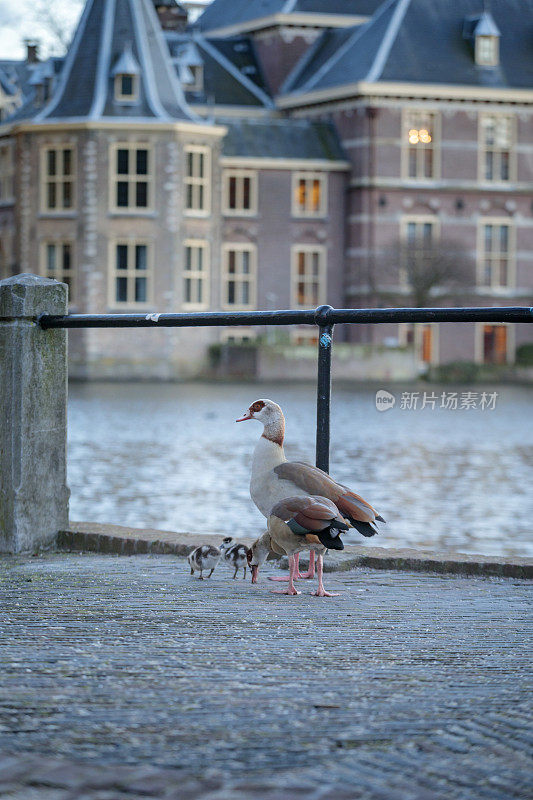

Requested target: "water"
[{"left": 68, "top": 381, "right": 533, "bottom": 558}]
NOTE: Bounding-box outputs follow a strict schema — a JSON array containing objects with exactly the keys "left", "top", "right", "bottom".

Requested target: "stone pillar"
[{"left": 0, "top": 274, "right": 70, "bottom": 553}]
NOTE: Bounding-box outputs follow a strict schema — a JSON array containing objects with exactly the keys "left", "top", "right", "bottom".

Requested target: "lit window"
[
  {"left": 404, "top": 111, "right": 437, "bottom": 179},
  {"left": 41, "top": 146, "right": 75, "bottom": 212},
  {"left": 222, "top": 244, "right": 256, "bottom": 309},
  {"left": 112, "top": 241, "right": 151, "bottom": 305},
  {"left": 42, "top": 241, "right": 74, "bottom": 300},
  {"left": 223, "top": 170, "right": 257, "bottom": 215},
  {"left": 183, "top": 240, "right": 209, "bottom": 309},
  {"left": 110, "top": 144, "right": 152, "bottom": 211},
  {"left": 292, "top": 173, "right": 326, "bottom": 217},
  {"left": 185, "top": 145, "right": 210, "bottom": 215},
  {"left": 479, "top": 221, "right": 513, "bottom": 289},
  {"left": 292, "top": 246, "right": 326, "bottom": 308},
  {"left": 0, "top": 141, "right": 14, "bottom": 203},
  {"left": 480, "top": 115, "right": 513, "bottom": 182}
]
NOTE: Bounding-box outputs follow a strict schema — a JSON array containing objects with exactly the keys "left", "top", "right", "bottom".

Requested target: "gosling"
[
  {"left": 220, "top": 537, "right": 250, "bottom": 579},
  {"left": 188, "top": 545, "right": 221, "bottom": 579}
]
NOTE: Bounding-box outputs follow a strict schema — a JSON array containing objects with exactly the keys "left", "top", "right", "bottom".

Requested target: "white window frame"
[
  {"left": 399, "top": 215, "right": 440, "bottom": 288},
  {"left": 292, "top": 172, "right": 327, "bottom": 218},
  {"left": 221, "top": 243, "right": 257, "bottom": 311},
  {"left": 477, "top": 218, "right": 515, "bottom": 290},
  {"left": 114, "top": 73, "right": 139, "bottom": 103},
  {"left": 0, "top": 140, "right": 14, "bottom": 204},
  {"left": 184, "top": 145, "right": 211, "bottom": 217},
  {"left": 109, "top": 142, "right": 153, "bottom": 213},
  {"left": 402, "top": 109, "right": 439, "bottom": 181},
  {"left": 108, "top": 239, "right": 153, "bottom": 308},
  {"left": 40, "top": 240, "right": 75, "bottom": 301},
  {"left": 476, "top": 36, "right": 499, "bottom": 66},
  {"left": 291, "top": 244, "right": 327, "bottom": 309},
  {"left": 40, "top": 144, "right": 76, "bottom": 213},
  {"left": 183, "top": 239, "right": 210, "bottom": 310},
  {"left": 222, "top": 169, "right": 258, "bottom": 216},
  {"left": 478, "top": 114, "right": 515, "bottom": 183}
]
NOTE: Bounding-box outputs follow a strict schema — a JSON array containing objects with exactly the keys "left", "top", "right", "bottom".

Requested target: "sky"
[{"left": 0, "top": 0, "right": 212, "bottom": 61}]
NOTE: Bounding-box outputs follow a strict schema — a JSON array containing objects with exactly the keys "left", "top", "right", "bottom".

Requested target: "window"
[
  {"left": 115, "top": 73, "right": 138, "bottom": 102},
  {"left": 185, "top": 145, "right": 210, "bottom": 215},
  {"left": 220, "top": 328, "right": 256, "bottom": 344},
  {"left": 111, "top": 241, "right": 151, "bottom": 306},
  {"left": 479, "top": 115, "right": 513, "bottom": 182},
  {"left": 223, "top": 170, "right": 257, "bottom": 215},
  {"left": 41, "top": 146, "right": 75, "bottom": 212},
  {"left": 41, "top": 241, "right": 74, "bottom": 300},
  {"left": 404, "top": 110, "right": 437, "bottom": 179},
  {"left": 183, "top": 240, "right": 209, "bottom": 309},
  {"left": 110, "top": 144, "right": 151, "bottom": 211},
  {"left": 400, "top": 217, "right": 437, "bottom": 287},
  {"left": 0, "top": 141, "right": 14, "bottom": 203},
  {"left": 292, "top": 172, "right": 326, "bottom": 217},
  {"left": 478, "top": 323, "right": 511, "bottom": 365},
  {"left": 291, "top": 328, "right": 319, "bottom": 346},
  {"left": 478, "top": 221, "right": 514, "bottom": 289},
  {"left": 399, "top": 322, "right": 438, "bottom": 364},
  {"left": 222, "top": 244, "right": 256, "bottom": 309},
  {"left": 476, "top": 36, "right": 499, "bottom": 66},
  {"left": 291, "top": 245, "right": 326, "bottom": 308}
]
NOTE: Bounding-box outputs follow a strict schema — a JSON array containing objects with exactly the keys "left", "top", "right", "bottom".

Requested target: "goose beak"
[
  {"left": 236, "top": 411, "right": 252, "bottom": 422},
  {"left": 251, "top": 565, "right": 259, "bottom": 583}
]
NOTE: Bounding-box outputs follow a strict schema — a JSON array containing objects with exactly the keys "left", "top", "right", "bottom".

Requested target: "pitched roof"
[
  {"left": 197, "top": 0, "right": 382, "bottom": 33},
  {"left": 221, "top": 118, "right": 346, "bottom": 161},
  {"left": 29, "top": 0, "right": 194, "bottom": 123},
  {"left": 166, "top": 32, "right": 273, "bottom": 108},
  {"left": 282, "top": 0, "right": 533, "bottom": 99}
]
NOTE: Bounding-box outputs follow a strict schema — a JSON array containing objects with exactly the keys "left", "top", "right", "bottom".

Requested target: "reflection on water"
[{"left": 68, "top": 382, "right": 533, "bottom": 557}]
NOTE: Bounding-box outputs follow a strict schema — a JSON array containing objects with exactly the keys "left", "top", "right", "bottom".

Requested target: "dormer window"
[
  {"left": 115, "top": 73, "right": 137, "bottom": 101},
  {"left": 186, "top": 64, "right": 203, "bottom": 93},
  {"left": 111, "top": 44, "right": 140, "bottom": 104},
  {"left": 175, "top": 41, "right": 204, "bottom": 93},
  {"left": 463, "top": 11, "right": 501, "bottom": 67},
  {"left": 476, "top": 35, "right": 499, "bottom": 66}
]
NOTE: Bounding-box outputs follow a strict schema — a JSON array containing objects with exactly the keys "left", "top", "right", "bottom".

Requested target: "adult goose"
[{"left": 237, "top": 399, "right": 384, "bottom": 587}]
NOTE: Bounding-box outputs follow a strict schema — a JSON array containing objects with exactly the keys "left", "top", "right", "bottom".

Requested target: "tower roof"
[{"left": 34, "top": 0, "right": 194, "bottom": 123}]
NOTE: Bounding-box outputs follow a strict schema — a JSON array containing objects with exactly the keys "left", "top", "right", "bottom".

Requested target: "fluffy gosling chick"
[
  {"left": 188, "top": 545, "right": 221, "bottom": 579},
  {"left": 220, "top": 537, "right": 250, "bottom": 579}
]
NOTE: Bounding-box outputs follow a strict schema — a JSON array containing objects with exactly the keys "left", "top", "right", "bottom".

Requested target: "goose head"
[
  {"left": 247, "top": 531, "right": 271, "bottom": 583},
  {"left": 236, "top": 399, "right": 285, "bottom": 445}
]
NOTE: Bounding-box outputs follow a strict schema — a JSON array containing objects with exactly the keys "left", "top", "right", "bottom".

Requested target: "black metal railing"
[{"left": 39, "top": 305, "right": 533, "bottom": 473}]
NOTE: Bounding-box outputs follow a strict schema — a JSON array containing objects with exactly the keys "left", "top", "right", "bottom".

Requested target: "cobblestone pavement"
[{"left": 0, "top": 553, "right": 531, "bottom": 800}]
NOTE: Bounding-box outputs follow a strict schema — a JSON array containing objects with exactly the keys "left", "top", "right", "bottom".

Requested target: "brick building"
[{"left": 0, "top": 0, "right": 532, "bottom": 376}]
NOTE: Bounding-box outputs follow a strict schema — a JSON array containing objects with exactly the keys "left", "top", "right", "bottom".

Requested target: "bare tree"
[
  {"left": 34, "top": 0, "right": 83, "bottom": 56},
  {"left": 377, "top": 237, "right": 475, "bottom": 307}
]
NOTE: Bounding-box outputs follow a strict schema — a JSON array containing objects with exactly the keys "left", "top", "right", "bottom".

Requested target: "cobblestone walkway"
[{"left": 0, "top": 554, "right": 531, "bottom": 799}]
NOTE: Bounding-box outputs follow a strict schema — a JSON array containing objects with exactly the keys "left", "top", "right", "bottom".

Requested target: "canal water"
[{"left": 68, "top": 381, "right": 533, "bottom": 558}]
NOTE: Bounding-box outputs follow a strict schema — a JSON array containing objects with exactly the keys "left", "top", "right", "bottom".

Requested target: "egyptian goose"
[
  {"left": 248, "top": 498, "right": 349, "bottom": 596},
  {"left": 220, "top": 537, "right": 249, "bottom": 579},
  {"left": 188, "top": 545, "right": 221, "bottom": 579},
  {"left": 237, "top": 399, "right": 384, "bottom": 590}
]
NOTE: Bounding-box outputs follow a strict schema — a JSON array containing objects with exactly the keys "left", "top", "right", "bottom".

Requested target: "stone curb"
[{"left": 57, "top": 522, "right": 533, "bottom": 580}]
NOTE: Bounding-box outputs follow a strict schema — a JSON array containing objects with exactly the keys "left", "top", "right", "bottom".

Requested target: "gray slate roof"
[
  {"left": 197, "top": 0, "right": 383, "bottom": 32},
  {"left": 26, "top": 0, "right": 194, "bottom": 123},
  {"left": 166, "top": 33, "right": 273, "bottom": 107},
  {"left": 221, "top": 118, "right": 346, "bottom": 161},
  {"left": 283, "top": 0, "right": 533, "bottom": 97}
]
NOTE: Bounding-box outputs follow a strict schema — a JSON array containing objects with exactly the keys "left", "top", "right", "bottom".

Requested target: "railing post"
[
  {"left": 0, "top": 274, "right": 70, "bottom": 553},
  {"left": 315, "top": 305, "right": 334, "bottom": 473}
]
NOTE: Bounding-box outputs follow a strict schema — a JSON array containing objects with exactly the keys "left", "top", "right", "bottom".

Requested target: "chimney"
[{"left": 25, "top": 40, "right": 39, "bottom": 64}]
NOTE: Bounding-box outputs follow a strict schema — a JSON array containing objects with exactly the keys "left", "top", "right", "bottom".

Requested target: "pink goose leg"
[
  {"left": 312, "top": 553, "right": 339, "bottom": 598},
  {"left": 272, "top": 554, "right": 301, "bottom": 596},
  {"left": 268, "top": 551, "right": 316, "bottom": 582}
]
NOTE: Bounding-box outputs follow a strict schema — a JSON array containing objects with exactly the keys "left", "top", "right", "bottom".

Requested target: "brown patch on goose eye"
[{"left": 251, "top": 401, "right": 265, "bottom": 413}]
